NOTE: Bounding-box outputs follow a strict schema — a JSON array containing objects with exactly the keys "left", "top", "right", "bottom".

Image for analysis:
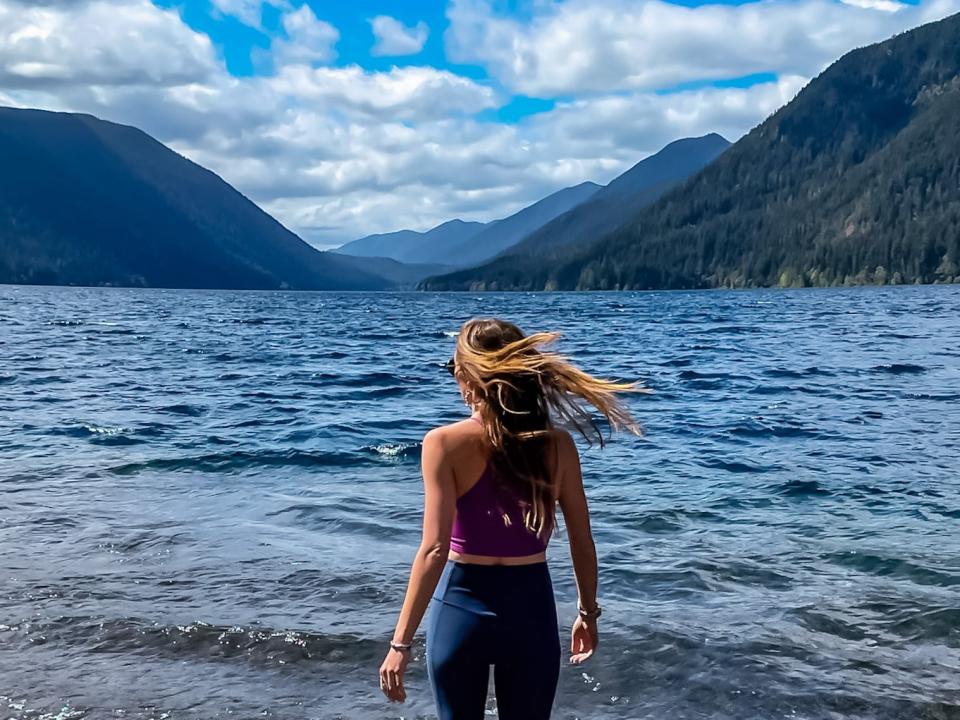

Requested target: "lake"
[{"left": 1, "top": 284, "right": 958, "bottom": 719}]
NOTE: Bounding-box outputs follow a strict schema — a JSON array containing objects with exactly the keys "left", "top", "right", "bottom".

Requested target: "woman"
[{"left": 378, "top": 318, "right": 641, "bottom": 719}]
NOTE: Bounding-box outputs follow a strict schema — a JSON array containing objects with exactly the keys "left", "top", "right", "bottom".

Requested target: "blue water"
[{"left": 1, "top": 284, "right": 959, "bottom": 720}]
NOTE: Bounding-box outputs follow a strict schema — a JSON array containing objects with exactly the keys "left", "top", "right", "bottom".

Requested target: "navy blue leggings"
[{"left": 426, "top": 561, "right": 561, "bottom": 720}]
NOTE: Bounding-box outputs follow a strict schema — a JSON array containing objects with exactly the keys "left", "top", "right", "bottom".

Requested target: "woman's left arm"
[{"left": 379, "top": 428, "right": 456, "bottom": 703}]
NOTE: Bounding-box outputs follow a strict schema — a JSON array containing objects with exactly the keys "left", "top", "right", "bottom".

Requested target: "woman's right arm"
[{"left": 556, "top": 430, "right": 600, "bottom": 663}]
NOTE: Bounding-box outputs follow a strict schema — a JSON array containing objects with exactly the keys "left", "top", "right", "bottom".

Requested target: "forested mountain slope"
[
  {"left": 422, "top": 14, "right": 960, "bottom": 291},
  {"left": 0, "top": 108, "right": 385, "bottom": 290}
]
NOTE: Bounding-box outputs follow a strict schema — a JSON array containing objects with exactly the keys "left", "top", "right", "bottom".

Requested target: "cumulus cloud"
[
  {"left": 272, "top": 4, "right": 338, "bottom": 66},
  {"left": 370, "top": 15, "right": 430, "bottom": 56},
  {"left": 840, "top": 0, "right": 907, "bottom": 12},
  {"left": 531, "top": 76, "right": 810, "bottom": 164},
  {"left": 445, "top": 0, "right": 960, "bottom": 96},
  {"left": 269, "top": 64, "right": 498, "bottom": 120},
  {"left": 0, "top": 0, "right": 218, "bottom": 89}
]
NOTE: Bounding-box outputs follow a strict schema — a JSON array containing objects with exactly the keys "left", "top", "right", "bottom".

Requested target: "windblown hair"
[{"left": 454, "top": 318, "right": 644, "bottom": 538}]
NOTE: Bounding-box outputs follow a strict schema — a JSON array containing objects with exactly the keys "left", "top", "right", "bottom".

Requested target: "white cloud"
[
  {"left": 210, "top": 0, "right": 288, "bottom": 28},
  {"left": 370, "top": 15, "right": 429, "bottom": 56},
  {"left": 531, "top": 76, "right": 810, "bottom": 166},
  {"left": 0, "top": 0, "right": 218, "bottom": 89},
  {"left": 268, "top": 64, "right": 498, "bottom": 120},
  {"left": 272, "top": 4, "right": 338, "bottom": 66},
  {"left": 445, "top": 0, "right": 960, "bottom": 96},
  {"left": 840, "top": 0, "right": 907, "bottom": 12}
]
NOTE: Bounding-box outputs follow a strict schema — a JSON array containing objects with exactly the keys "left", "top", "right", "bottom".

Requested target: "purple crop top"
[{"left": 449, "top": 461, "right": 551, "bottom": 557}]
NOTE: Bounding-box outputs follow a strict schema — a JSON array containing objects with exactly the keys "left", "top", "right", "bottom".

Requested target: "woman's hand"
[
  {"left": 570, "top": 615, "right": 598, "bottom": 664},
  {"left": 379, "top": 647, "right": 410, "bottom": 703}
]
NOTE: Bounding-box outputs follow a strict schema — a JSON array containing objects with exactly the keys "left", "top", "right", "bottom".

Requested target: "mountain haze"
[
  {"left": 335, "top": 219, "right": 486, "bottom": 265},
  {"left": 336, "top": 180, "right": 603, "bottom": 267},
  {"left": 327, "top": 253, "right": 453, "bottom": 287},
  {"left": 441, "top": 181, "right": 600, "bottom": 266},
  {"left": 0, "top": 107, "right": 385, "bottom": 290},
  {"left": 422, "top": 14, "right": 960, "bottom": 291}
]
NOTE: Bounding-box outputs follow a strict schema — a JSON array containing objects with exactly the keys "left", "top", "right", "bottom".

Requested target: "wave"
[
  {"left": 903, "top": 391, "right": 960, "bottom": 401},
  {"left": 337, "top": 372, "right": 409, "bottom": 388},
  {"left": 763, "top": 366, "right": 834, "bottom": 378},
  {"left": 699, "top": 458, "right": 779, "bottom": 473},
  {"left": 3, "top": 615, "right": 390, "bottom": 667},
  {"left": 886, "top": 606, "right": 960, "bottom": 642},
  {"left": 678, "top": 558, "right": 795, "bottom": 590},
  {"left": 871, "top": 363, "right": 927, "bottom": 374},
  {"left": 107, "top": 449, "right": 372, "bottom": 475},
  {"left": 700, "top": 324, "right": 762, "bottom": 334},
  {"left": 775, "top": 478, "right": 832, "bottom": 497},
  {"left": 727, "top": 419, "right": 824, "bottom": 439},
  {"left": 49, "top": 422, "right": 172, "bottom": 446},
  {"left": 156, "top": 403, "right": 205, "bottom": 417},
  {"left": 747, "top": 383, "right": 838, "bottom": 397},
  {"left": 91, "top": 326, "right": 137, "bottom": 335},
  {"left": 822, "top": 551, "right": 960, "bottom": 587},
  {"left": 678, "top": 370, "right": 733, "bottom": 380},
  {"left": 229, "top": 317, "right": 280, "bottom": 325},
  {"left": 106, "top": 440, "right": 424, "bottom": 475},
  {"left": 362, "top": 442, "right": 420, "bottom": 461}
]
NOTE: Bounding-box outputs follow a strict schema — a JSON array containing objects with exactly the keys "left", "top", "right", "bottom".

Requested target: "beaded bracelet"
[
  {"left": 578, "top": 604, "right": 603, "bottom": 620},
  {"left": 389, "top": 640, "right": 413, "bottom": 652}
]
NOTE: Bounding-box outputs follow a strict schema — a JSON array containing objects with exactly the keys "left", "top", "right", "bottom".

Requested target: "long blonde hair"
[{"left": 454, "top": 318, "right": 644, "bottom": 537}]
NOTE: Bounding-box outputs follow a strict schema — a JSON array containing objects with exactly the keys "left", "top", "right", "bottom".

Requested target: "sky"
[{"left": 1, "top": 0, "right": 957, "bottom": 247}]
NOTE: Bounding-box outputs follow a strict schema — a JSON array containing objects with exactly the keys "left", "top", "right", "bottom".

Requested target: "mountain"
[
  {"left": 335, "top": 219, "right": 487, "bottom": 264},
  {"left": 0, "top": 107, "right": 386, "bottom": 290},
  {"left": 507, "top": 134, "right": 731, "bottom": 257},
  {"left": 439, "top": 182, "right": 601, "bottom": 266},
  {"left": 422, "top": 13, "right": 960, "bottom": 291},
  {"left": 420, "top": 134, "right": 732, "bottom": 288},
  {"left": 343, "top": 136, "right": 725, "bottom": 272},
  {"left": 336, "top": 180, "right": 602, "bottom": 267}
]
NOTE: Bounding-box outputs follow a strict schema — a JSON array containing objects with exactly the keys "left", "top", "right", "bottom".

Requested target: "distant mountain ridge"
[
  {"left": 343, "top": 134, "right": 727, "bottom": 270},
  {"left": 422, "top": 13, "right": 960, "bottom": 291},
  {"left": 335, "top": 179, "right": 602, "bottom": 267},
  {"left": 442, "top": 181, "right": 601, "bottom": 266},
  {"left": 500, "top": 133, "right": 731, "bottom": 258},
  {"left": 335, "top": 219, "right": 487, "bottom": 265},
  {"left": 0, "top": 107, "right": 386, "bottom": 290}
]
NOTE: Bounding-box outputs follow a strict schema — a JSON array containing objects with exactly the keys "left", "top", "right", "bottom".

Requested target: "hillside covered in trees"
[
  {"left": 0, "top": 108, "right": 385, "bottom": 290},
  {"left": 422, "top": 13, "right": 960, "bottom": 291}
]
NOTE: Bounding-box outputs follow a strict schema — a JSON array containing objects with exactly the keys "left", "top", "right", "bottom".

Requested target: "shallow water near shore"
[{"left": 1, "top": 284, "right": 959, "bottom": 720}]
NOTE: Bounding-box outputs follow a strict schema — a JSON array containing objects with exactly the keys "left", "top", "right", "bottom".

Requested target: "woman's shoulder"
[
  {"left": 545, "top": 427, "right": 578, "bottom": 470},
  {"left": 422, "top": 418, "right": 483, "bottom": 450}
]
